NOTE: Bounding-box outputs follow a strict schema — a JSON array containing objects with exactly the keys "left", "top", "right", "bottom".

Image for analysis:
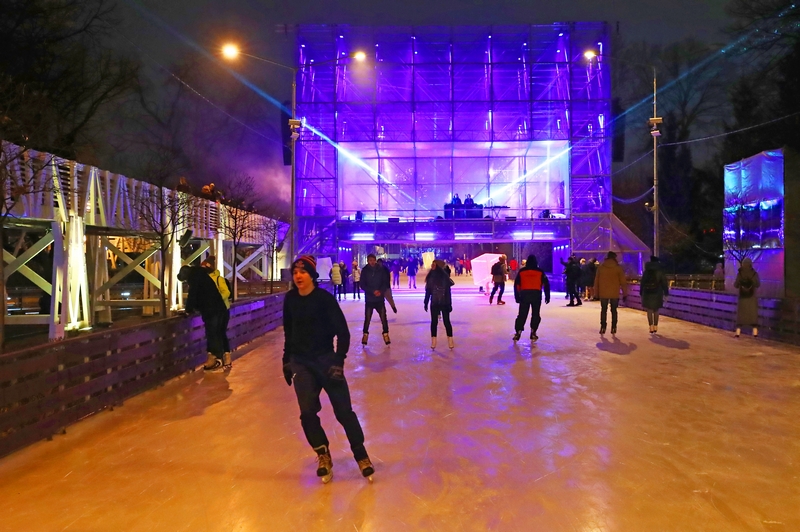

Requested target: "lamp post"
[
  {"left": 221, "top": 44, "right": 366, "bottom": 261},
  {"left": 584, "top": 51, "right": 661, "bottom": 257}
]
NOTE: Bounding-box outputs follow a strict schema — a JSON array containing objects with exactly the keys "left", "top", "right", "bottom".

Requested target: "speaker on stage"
[
  {"left": 505, "top": 216, "right": 517, "bottom": 221},
  {"left": 388, "top": 217, "right": 400, "bottom": 223}
]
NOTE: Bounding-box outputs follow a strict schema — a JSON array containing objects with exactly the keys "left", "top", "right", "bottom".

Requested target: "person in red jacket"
[{"left": 512, "top": 255, "right": 551, "bottom": 341}]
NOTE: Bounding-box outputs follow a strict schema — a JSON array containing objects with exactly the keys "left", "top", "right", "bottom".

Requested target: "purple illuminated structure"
[{"left": 294, "top": 24, "right": 647, "bottom": 265}]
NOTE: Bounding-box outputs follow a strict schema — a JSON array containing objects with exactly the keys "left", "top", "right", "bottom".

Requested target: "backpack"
[
  {"left": 217, "top": 275, "right": 233, "bottom": 300},
  {"left": 641, "top": 270, "right": 659, "bottom": 292},
  {"left": 739, "top": 277, "right": 754, "bottom": 298},
  {"left": 431, "top": 282, "right": 447, "bottom": 305}
]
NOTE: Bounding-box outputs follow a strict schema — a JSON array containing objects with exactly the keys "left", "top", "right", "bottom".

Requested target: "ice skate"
[
  {"left": 447, "top": 336, "right": 455, "bottom": 349},
  {"left": 497, "top": 300, "right": 506, "bottom": 305},
  {"left": 203, "top": 353, "right": 222, "bottom": 371},
  {"left": 431, "top": 337, "right": 437, "bottom": 349},
  {"left": 599, "top": 325, "right": 606, "bottom": 334},
  {"left": 734, "top": 327, "right": 741, "bottom": 338},
  {"left": 610, "top": 325, "right": 617, "bottom": 335},
  {"left": 489, "top": 295, "right": 494, "bottom": 304},
  {"left": 382, "top": 332, "right": 391, "bottom": 345},
  {"left": 649, "top": 325, "right": 654, "bottom": 334},
  {"left": 653, "top": 325, "right": 658, "bottom": 334},
  {"left": 314, "top": 445, "right": 333, "bottom": 484},
  {"left": 222, "top": 352, "right": 232, "bottom": 370},
  {"left": 357, "top": 457, "right": 375, "bottom": 483},
  {"left": 753, "top": 327, "right": 758, "bottom": 338},
  {"left": 362, "top": 333, "right": 369, "bottom": 345},
  {"left": 530, "top": 332, "right": 538, "bottom": 341},
  {"left": 512, "top": 331, "right": 521, "bottom": 342}
]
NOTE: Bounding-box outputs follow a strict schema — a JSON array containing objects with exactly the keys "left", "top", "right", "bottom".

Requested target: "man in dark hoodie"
[
  {"left": 360, "top": 254, "right": 391, "bottom": 345},
  {"left": 178, "top": 264, "right": 230, "bottom": 371},
  {"left": 282, "top": 255, "right": 374, "bottom": 483},
  {"left": 512, "top": 255, "right": 551, "bottom": 342}
]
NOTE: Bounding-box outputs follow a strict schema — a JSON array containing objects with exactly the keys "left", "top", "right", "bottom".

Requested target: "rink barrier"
[
  {"left": 0, "top": 293, "right": 284, "bottom": 459},
  {"left": 626, "top": 285, "right": 800, "bottom": 345}
]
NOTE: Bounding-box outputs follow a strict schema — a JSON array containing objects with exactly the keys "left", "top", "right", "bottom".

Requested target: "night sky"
[{"left": 114, "top": 0, "right": 733, "bottom": 203}]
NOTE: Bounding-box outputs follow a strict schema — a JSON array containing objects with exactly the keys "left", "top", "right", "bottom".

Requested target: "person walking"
[
  {"left": 351, "top": 261, "right": 361, "bottom": 300},
  {"left": 734, "top": 257, "right": 761, "bottom": 338},
  {"left": 390, "top": 260, "right": 401, "bottom": 289},
  {"left": 512, "top": 255, "right": 551, "bottom": 342},
  {"left": 178, "top": 264, "right": 230, "bottom": 371},
  {"left": 360, "top": 254, "right": 392, "bottom": 345},
  {"left": 330, "top": 261, "right": 343, "bottom": 301},
  {"left": 424, "top": 260, "right": 456, "bottom": 349},
  {"left": 201, "top": 256, "right": 233, "bottom": 369},
  {"left": 407, "top": 257, "right": 418, "bottom": 289},
  {"left": 282, "top": 255, "right": 374, "bottom": 483},
  {"left": 582, "top": 258, "right": 598, "bottom": 300},
  {"left": 489, "top": 255, "right": 508, "bottom": 305},
  {"left": 640, "top": 255, "right": 669, "bottom": 334},
  {"left": 377, "top": 258, "right": 398, "bottom": 313},
  {"left": 338, "top": 261, "right": 349, "bottom": 300},
  {"left": 593, "top": 251, "right": 628, "bottom": 334}
]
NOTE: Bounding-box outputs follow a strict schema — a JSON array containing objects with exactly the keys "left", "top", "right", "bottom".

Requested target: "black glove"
[
  {"left": 282, "top": 363, "right": 293, "bottom": 386},
  {"left": 545, "top": 297, "right": 550, "bottom": 304},
  {"left": 423, "top": 304, "right": 428, "bottom": 312}
]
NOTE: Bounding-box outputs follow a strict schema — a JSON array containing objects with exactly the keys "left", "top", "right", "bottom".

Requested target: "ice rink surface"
[{"left": 1, "top": 276, "right": 799, "bottom": 531}]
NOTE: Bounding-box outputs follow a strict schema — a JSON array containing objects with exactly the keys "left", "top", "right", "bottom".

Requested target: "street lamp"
[
  {"left": 221, "top": 44, "right": 367, "bottom": 261},
  {"left": 585, "top": 50, "right": 662, "bottom": 258}
]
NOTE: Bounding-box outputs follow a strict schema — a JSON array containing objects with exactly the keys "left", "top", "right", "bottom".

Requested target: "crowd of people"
[{"left": 175, "top": 248, "right": 762, "bottom": 485}]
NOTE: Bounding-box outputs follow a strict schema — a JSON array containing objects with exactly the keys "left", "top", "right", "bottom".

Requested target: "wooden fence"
[
  {"left": 626, "top": 284, "right": 800, "bottom": 345},
  {"left": 0, "top": 293, "right": 284, "bottom": 458}
]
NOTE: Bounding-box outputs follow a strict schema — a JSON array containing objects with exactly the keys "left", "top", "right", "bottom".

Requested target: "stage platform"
[{"left": 1, "top": 280, "right": 799, "bottom": 531}]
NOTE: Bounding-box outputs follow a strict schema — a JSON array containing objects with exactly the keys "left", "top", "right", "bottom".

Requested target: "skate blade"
[
  {"left": 320, "top": 473, "right": 333, "bottom": 484},
  {"left": 366, "top": 475, "right": 374, "bottom": 483}
]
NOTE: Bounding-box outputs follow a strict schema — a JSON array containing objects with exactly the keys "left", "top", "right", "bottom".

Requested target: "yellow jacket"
[{"left": 208, "top": 270, "right": 231, "bottom": 309}]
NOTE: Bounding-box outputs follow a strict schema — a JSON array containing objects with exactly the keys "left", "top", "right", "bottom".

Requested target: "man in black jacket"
[
  {"left": 178, "top": 265, "right": 229, "bottom": 371},
  {"left": 560, "top": 256, "right": 582, "bottom": 307},
  {"left": 360, "top": 254, "right": 391, "bottom": 345},
  {"left": 282, "top": 255, "right": 374, "bottom": 483},
  {"left": 512, "top": 255, "right": 551, "bottom": 342}
]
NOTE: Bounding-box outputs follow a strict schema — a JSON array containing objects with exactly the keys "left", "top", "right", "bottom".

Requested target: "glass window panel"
[
  {"left": 490, "top": 32, "right": 530, "bottom": 63},
  {"left": 414, "top": 37, "right": 451, "bottom": 64},
  {"left": 570, "top": 63, "right": 608, "bottom": 101},
  {"left": 570, "top": 100, "right": 611, "bottom": 138},
  {"left": 380, "top": 158, "right": 415, "bottom": 186},
  {"left": 338, "top": 63, "right": 375, "bottom": 102},
  {"left": 416, "top": 157, "right": 451, "bottom": 185},
  {"left": 414, "top": 102, "right": 453, "bottom": 141},
  {"left": 570, "top": 140, "right": 611, "bottom": 177},
  {"left": 492, "top": 65, "right": 530, "bottom": 101},
  {"left": 374, "top": 31, "right": 414, "bottom": 64},
  {"left": 299, "top": 65, "right": 335, "bottom": 103},
  {"left": 531, "top": 101, "right": 569, "bottom": 140},
  {"left": 376, "top": 64, "right": 412, "bottom": 102},
  {"left": 531, "top": 63, "right": 568, "bottom": 101},
  {"left": 377, "top": 103, "right": 413, "bottom": 142},
  {"left": 453, "top": 157, "right": 488, "bottom": 185},
  {"left": 493, "top": 102, "right": 530, "bottom": 141},
  {"left": 453, "top": 64, "right": 490, "bottom": 101},
  {"left": 453, "top": 102, "right": 491, "bottom": 141},
  {"left": 340, "top": 156, "right": 379, "bottom": 185},
  {"left": 337, "top": 103, "right": 374, "bottom": 142},
  {"left": 342, "top": 184, "right": 380, "bottom": 214},
  {"left": 414, "top": 65, "right": 451, "bottom": 101},
  {"left": 452, "top": 32, "right": 490, "bottom": 63},
  {"left": 296, "top": 103, "right": 336, "bottom": 141},
  {"left": 416, "top": 183, "right": 453, "bottom": 215}
]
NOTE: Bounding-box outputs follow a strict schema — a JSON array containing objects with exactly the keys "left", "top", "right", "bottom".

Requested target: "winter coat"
[
  {"left": 179, "top": 266, "right": 228, "bottom": 320},
  {"left": 640, "top": 261, "right": 669, "bottom": 310},
  {"left": 593, "top": 258, "right": 629, "bottom": 300},
  {"left": 734, "top": 258, "right": 760, "bottom": 326},
  {"left": 424, "top": 269, "right": 454, "bottom": 312},
  {"left": 208, "top": 269, "right": 231, "bottom": 309},
  {"left": 491, "top": 261, "right": 507, "bottom": 284},
  {"left": 580, "top": 262, "right": 596, "bottom": 287},
  {"left": 360, "top": 264, "right": 390, "bottom": 303},
  {"left": 351, "top": 267, "right": 361, "bottom": 283},
  {"left": 513, "top": 263, "right": 551, "bottom": 303},
  {"left": 561, "top": 258, "right": 580, "bottom": 282},
  {"left": 330, "top": 264, "right": 342, "bottom": 285},
  {"left": 339, "top": 266, "right": 349, "bottom": 287}
]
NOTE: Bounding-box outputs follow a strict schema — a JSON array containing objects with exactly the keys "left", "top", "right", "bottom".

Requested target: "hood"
[
  {"left": 524, "top": 255, "right": 538, "bottom": 268},
  {"left": 644, "top": 261, "right": 661, "bottom": 272}
]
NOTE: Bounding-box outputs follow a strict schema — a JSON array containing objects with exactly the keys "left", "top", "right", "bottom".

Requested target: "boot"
[
  {"left": 653, "top": 325, "right": 658, "bottom": 334},
  {"left": 599, "top": 325, "right": 606, "bottom": 334},
  {"left": 489, "top": 295, "right": 494, "bottom": 304},
  {"left": 357, "top": 457, "right": 375, "bottom": 482},
  {"left": 497, "top": 300, "right": 506, "bottom": 305},
  {"left": 203, "top": 353, "right": 221, "bottom": 371},
  {"left": 431, "top": 337, "right": 437, "bottom": 349},
  {"left": 362, "top": 333, "right": 369, "bottom": 345},
  {"left": 448, "top": 336, "right": 455, "bottom": 349},
  {"left": 512, "top": 331, "right": 521, "bottom": 342},
  {"left": 530, "top": 331, "right": 538, "bottom": 341},
  {"left": 610, "top": 324, "right": 617, "bottom": 335},
  {"left": 313, "top": 445, "right": 333, "bottom": 484},
  {"left": 383, "top": 332, "right": 391, "bottom": 345},
  {"left": 222, "top": 352, "right": 232, "bottom": 369},
  {"left": 649, "top": 325, "right": 654, "bottom": 334},
  {"left": 735, "top": 327, "right": 741, "bottom": 338},
  {"left": 753, "top": 327, "right": 758, "bottom": 338}
]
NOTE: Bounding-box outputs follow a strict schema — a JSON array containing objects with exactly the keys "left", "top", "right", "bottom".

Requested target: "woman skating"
[{"left": 424, "top": 260, "right": 455, "bottom": 349}]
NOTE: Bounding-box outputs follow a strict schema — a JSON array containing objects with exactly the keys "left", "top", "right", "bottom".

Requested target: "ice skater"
[
  {"left": 351, "top": 261, "right": 361, "bottom": 300},
  {"left": 424, "top": 260, "right": 455, "bottom": 349},
  {"left": 489, "top": 255, "right": 508, "bottom": 305},
  {"left": 640, "top": 255, "right": 669, "bottom": 333},
  {"left": 282, "top": 255, "right": 374, "bottom": 483},
  {"left": 360, "top": 254, "right": 391, "bottom": 345},
  {"left": 376, "top": 258, "right": 398, "bottom": 313},
  {"left": 201, "top": 256, "right": 232, "bottom": 369},
  {"left": 512, "top": 255, "right": 550, "bottom": 342},
  {"left": 407, "top": 257, "right": 418, "bottom": 289},
  {"left": 593, "top": 251, "right": 628, "bottom": 334},
  {"left": 178, "top": 264, "right": 230, "bottom": 371}
]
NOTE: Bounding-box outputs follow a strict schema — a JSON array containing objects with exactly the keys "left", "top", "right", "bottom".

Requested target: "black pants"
[
  {"left": 430, "top": 306, "right": 453, "bottom": 337},
  {"left": 204, "top": 311, "right": 227, "bottom": 357},
  {"left": 490, "top": 282, "right": 505, "bottom": 301},
  {"left": 340, "top": 280, "right": 348, "bottom": 299},
  {"left": 515, "top": 297, "right": 542, "bottom": 333},
  {"left": 566, "top": 279, "right": 579, "bottom": 303},
  {"left": 353, "top": 283, "right": 361, "bottom": 298},
  {"left": 600, "top": 298, "right": 619, "bottom": 327},
  {"left": 291, "top": 359, "right": 367, "bottom": 460},
  {"left": 363, "top": 301, "right": 389, "bottom": 334},
  {"left": 646, "top": 309, "right": 660, "bottom": 326}
]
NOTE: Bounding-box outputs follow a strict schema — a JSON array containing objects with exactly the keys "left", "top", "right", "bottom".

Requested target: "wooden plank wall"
[
  {"left": 627, "top": 285, "right": 800, "bottom": 345},
  {"left": 0, "top": 293, "right": 284, "bottom": 458}
]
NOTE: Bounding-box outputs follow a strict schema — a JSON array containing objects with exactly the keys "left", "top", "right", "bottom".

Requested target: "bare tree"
[
  {"left": 258, "top": 215, "right": 288, "bottom": 294},
  {"left": 723, "top": 190, "right": 760, "bottom": 265},
  {"left": 216, "top": 174, "right": 261, "bottom": 301}
]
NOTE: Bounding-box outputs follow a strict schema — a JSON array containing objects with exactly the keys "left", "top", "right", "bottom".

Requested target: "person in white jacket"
[
  {"left": 330, "top": 262, "right": 343, "bottom": 301},
  {"left": 351, "top": 261, "right": 361, "bottom": 300}
]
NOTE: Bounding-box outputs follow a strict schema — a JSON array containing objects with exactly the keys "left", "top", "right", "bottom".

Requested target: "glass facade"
[{"left": 295, "top": 24, "right": 613, "bottom": 253}]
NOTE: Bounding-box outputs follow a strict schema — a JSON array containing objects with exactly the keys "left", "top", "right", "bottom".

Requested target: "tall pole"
[
  {"left": 649, "top": 67, "right": 661, "bottom": 258},
  {"left": 290, "top": 70, "right": 297, "bottom": 261}
]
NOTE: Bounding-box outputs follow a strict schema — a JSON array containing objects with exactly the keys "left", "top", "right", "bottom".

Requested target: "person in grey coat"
[
  {"left": 733, "top": 257, "right": 760, "bottom": 338},
  {"left": 639, "top": 256, "right": 669, "bottom": 334}
]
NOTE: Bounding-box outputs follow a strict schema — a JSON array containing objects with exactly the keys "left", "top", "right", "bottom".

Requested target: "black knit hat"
[
  {"left": 526, "top": 254, "right": 538, "bottom": 268},
  {"left": 293, "top": 255, "right": 319, "bottom": 279}
]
